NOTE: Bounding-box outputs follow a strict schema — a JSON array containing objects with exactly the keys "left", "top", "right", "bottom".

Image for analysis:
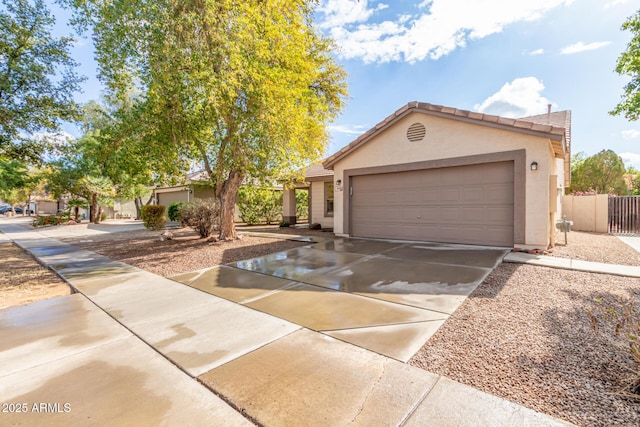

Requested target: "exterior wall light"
[
  {"left": 336, "top": 179, "right": 342, "bottom": 186},
  {"left": 530, "top": 161, "right": 538, "bottom": 171}
]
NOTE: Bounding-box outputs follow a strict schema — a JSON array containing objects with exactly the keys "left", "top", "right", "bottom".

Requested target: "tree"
[
  {"left": 64, "top": 0, "right": 348, "bottom": 240},
  {"left": 0, "top": 0, "right": 83, "bottom": 160},
  {"left": 611, "top": 9, "right": 640, "bottom": 120},
  {"left": 569, "top": 150, "right": 628, "bottom": 195}
]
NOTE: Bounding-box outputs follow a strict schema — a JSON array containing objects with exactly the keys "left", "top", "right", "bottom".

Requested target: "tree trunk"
[
  {"left": 134, "top": 197, "right": 142, "bottom": 220},
  {"left": 218, "top": 171, "right": 243, "bottom": 240},
  {"left": 74, "top": 206, "right": 79, "bottom": 221},
  {"left": 96, "top": 206, "right": 103, "bottom": 224},
  {"left": 91, "top": 192, "right": 98, "bottom": 223}
]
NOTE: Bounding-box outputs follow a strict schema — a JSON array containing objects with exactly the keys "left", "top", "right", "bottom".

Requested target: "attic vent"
[{"left": 407, "top": 122, "right": 426, "bottom": 142}]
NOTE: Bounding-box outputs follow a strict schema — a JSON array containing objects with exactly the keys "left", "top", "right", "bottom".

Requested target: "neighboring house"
[
  {"left": 154, "top": 171, "right": 284, "bottom": 223},
  {"left": 297, "top": 101, "right": 571, "bottom": 249},
  {"left": 154, "top": 171, "right": 216, "bottom": 217}
]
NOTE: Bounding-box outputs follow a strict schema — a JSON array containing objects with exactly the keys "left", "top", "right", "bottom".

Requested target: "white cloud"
[
  {"left": 474, "top": 77, "right": 554, "bottom": 118},
  {"left": 622, "top": 129, "right": 640, "bottom": 140},
  {"left": 604, "top": 0, "right": 631, "bottom": 9},
  {"left": 526, "top": 48, "right": 544, "bottom": 56},
  {"left": 560, "top": 41, "right": 612, "bottom": 55},
  {"left": 328, "top": 124, "right": 369, "bottom": 135},
  {"left": 620, "top": 152, "right": 640, "bottom": 168},
  {"left": 318, "top": 0, "right": 574, "bottom": 63},
  {"left": 318, "top": 0, "right": 388, "bottom": 29}
]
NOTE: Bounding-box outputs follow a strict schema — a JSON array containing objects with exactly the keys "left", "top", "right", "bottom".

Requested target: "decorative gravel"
[
  {"left": 550, "top": 230, "right": 640, "bottom": 266},
  {"left": 409, "top": 263, "right": 640, "bottom": 427},
  {"left": 61, "top": 227, "right": 327, "bottom": 277}
]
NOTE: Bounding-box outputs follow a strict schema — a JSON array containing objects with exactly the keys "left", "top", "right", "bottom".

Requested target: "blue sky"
[{"left": 51, "top": 0, "right": 640, "bottom": 167}]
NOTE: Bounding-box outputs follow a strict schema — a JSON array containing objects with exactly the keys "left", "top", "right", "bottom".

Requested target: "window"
[{"left": 325, "top": 182, "right": 334, "bottom": 217}]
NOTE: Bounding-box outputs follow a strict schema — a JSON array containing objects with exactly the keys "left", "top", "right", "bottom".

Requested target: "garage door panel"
[
  {"left": 484, "top": 162, "right": 513, "bottom": 183},
  {"left": 440, "top": 189, "right": 461, "bottom": 203},
  {"left": 351, "top": 161, "right": 514, "bottom": 246},
  {"left": 486, "top": 206, "right": 513, "bottom": 224},
  {"left": 439, "top": 168, "right": 461, "bottom": 186},
  {"left": 460, "top": 188, "right": 484, "bottom": 202},
  {"left": 420, "top": 189, "right": 440, "bottom": 203}
]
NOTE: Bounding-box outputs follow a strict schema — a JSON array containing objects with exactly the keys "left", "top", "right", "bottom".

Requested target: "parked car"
[
  {"left": 0, "top": 206, "right": 32, "bottom": 215},
  {"left": 13, "top": 206, "right": 33, "bottom": 214}
]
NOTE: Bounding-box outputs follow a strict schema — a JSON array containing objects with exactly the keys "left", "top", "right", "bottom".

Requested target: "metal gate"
[{"left": 608, "top": 196, "right": 640, "bottom": 234}]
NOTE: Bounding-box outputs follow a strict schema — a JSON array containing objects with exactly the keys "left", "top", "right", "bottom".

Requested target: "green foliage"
[
  {"left": 569, "top": 150, "right": 628, "bottom": 195},
  {"left": 586, "top": 295, "right": 640, "bottom": 397},
  {"left": 237, "top": 187, "right": 283, "bottom": 225},
  {"left": 140, "top": 205, "right": 166, "bottom": 230},
  {"left": 296, "top": 190, "right": 309, "bottom": 220},
  {"left": 32, "top": 213, "right": 70, "bottom": 227},
  {"left": 180, "top": 200, "right": 220, "bottom": 238},
  {"left": 64, "top": 0, "right": 348, "bottom": 239},
  {"left": 167, "top": 202, "right": 184, "bottom": 222},
  {"left": 611, "top": 9, "right": 640, "bottom": 121},
  {"left": 0, "top": 0, "right": 83, "bottom": 160}
]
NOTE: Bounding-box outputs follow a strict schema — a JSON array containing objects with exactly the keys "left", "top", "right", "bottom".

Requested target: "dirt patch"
[
  {"left": 60, "top": 227, "right": 331, "bottom": 277},
  {"left": 410, "top": 263, "right": 640, "bottom": 426},
  {"left": 0, "top": 242, "right": 72, "bottom": 310}
]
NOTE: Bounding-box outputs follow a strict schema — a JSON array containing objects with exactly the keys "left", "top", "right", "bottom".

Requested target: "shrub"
[
  {"left": 586, "top": 294, "right": 640, "bottom": 397},
  {"left": 168, "top": 202, "right": 184, "bottom": 222},
  {"left": 32, "top": 214, "right": 69, "bottom": 227},
  {"left": 296, "top": 190, "right": 309, "bottom": 220},
  {"left": 180, "top": 200, "right": 220, "bottom": 238},
  {"left": 140, "top": 205, "right": 166, "bottom": 230},
  {"left": 237, "top": 187, "right": 282, "bottom": 225}
]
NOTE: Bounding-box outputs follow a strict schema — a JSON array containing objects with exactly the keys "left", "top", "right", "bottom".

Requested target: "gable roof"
[
  {"left": 304, "top": 163, "right": 333, "bottom": 181},
  {"left": 323, "top": 101, "right": 570, "bottom": 170}
]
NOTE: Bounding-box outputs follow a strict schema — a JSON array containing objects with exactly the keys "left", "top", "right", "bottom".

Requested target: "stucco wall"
[
  {"left": 562, "top": 195, "right": 608, "bottom": 233},
  {"left": 310, "top": 180, "right": 334, "bottom": 229},
  {"left": 331, "top": 112, "right": 559, "bottom": 247}
]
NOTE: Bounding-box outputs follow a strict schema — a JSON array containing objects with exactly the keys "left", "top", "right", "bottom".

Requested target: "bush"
[
  {"left": 237, "top": 187, "right": 282, "bottom": 225},
  {"left": 140, "top": 205, "right": 166, "bottom": 230},
  {"left": 180, "top": 200, "right": 220, "bottom": 238},
  {"left": 296, "top": 190, "right": 309, "bottom": 220},
  {"left": 168, "top": 202, "right": 184, "bottom": 222},
  {"left": 586, "top": 295, "right": 640, "bottom": 397},
  {"left": 32, "top": 214, "right": 70, "bottom": 227}
]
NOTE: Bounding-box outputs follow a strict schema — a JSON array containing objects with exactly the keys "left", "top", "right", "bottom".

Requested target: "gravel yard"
[
  {"left": 60, "top": 226, "right": 329, "bottom": 277},
  {"left": 409, "top": 262, "right": 640, "bottom": 427},
  {"left": 551, "top": 230, "right": 640, "bottom": 266},
  {"left": 0, "top": 242, "right": 71, "bottom": 309}
]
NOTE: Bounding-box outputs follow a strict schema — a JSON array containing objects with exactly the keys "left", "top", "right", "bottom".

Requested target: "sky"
[{"left": 49, "top": 0, "right": 640, "bottom": 168}]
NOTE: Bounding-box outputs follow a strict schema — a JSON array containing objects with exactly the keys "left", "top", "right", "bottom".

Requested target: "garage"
[
  {"left": 350, "top": 161, "right": 514, "bottom": 246},
  {"left": 314, "top": 101, "right": 571, "bottom": 249}
]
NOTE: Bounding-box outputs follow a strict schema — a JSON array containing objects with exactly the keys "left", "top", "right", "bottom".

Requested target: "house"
[
  {"left": 154, "top": 171, "right": 215, "bottom": 212},
  {"left": 155, "top": 171, "right": 284, "bottom": 223},
  {"left": 290, "top": 101, "right": 571, "bottom": 249}
]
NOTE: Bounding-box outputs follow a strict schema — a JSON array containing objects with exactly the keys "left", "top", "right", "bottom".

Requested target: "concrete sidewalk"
[
  {"left": 0, "top": 219, "right": 571, "bottom": 426},
  {"left": 505, "top": 237, "right": 640, "bottom": 277}
]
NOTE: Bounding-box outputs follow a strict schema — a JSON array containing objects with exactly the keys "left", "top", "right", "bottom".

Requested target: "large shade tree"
[
  {"left": 65, "top": 0, "right": 348, "bottom": 240},
  {"left": 0, "top": 0, "right": 83, "bottom": 160}
]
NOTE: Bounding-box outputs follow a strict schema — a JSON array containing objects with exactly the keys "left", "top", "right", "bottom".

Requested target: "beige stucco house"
[{"left": 289, "top": 101, "right": 571, "bottom": 249}]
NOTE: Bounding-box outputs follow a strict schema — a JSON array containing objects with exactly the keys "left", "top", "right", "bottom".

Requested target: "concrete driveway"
[
  {"left": 1, "top": 219, "right": 572, "bottom": 426},
  {"left": 172, "top": 238, "right": 508, "bottom": 362}
]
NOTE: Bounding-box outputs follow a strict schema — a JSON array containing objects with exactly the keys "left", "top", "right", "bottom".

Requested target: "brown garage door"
[{"left": 350, "top": 161, "right": 514, "bottom": 246}]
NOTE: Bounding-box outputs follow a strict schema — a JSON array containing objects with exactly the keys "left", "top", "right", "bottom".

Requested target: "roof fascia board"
[{"left": 324, "top": 107, "right": 564, "bottom": 169}]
